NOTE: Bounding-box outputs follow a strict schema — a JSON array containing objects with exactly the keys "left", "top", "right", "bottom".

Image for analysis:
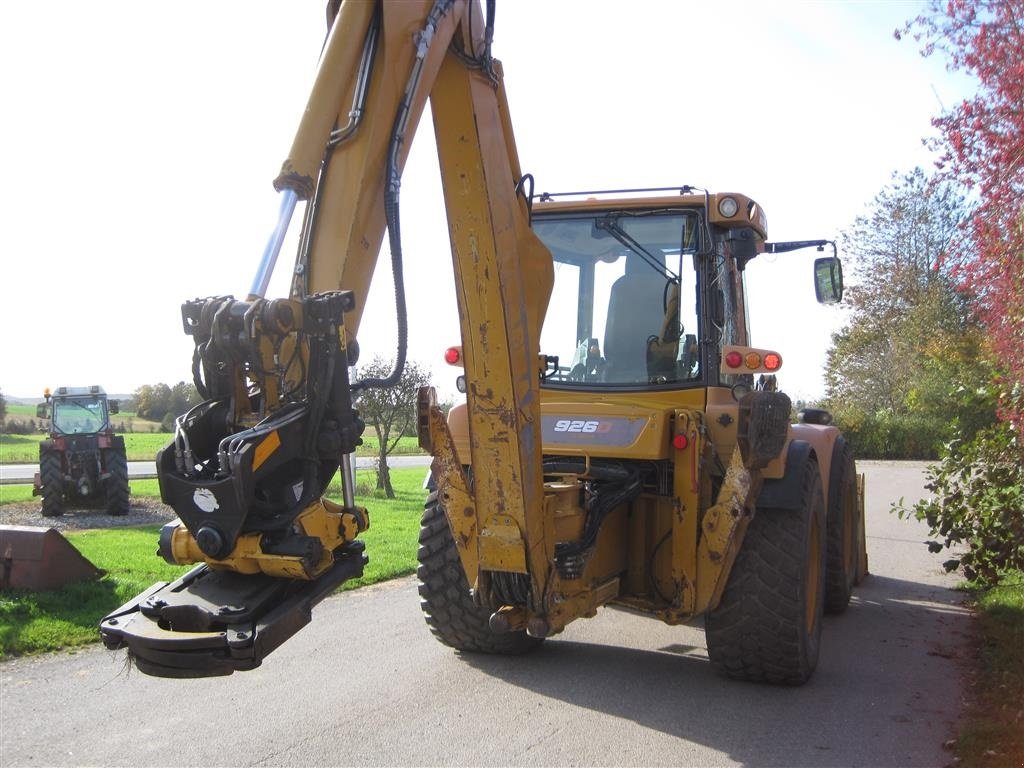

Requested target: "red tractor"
[{"left": 34, "top": 386, "right": 129, "bottom": 517}]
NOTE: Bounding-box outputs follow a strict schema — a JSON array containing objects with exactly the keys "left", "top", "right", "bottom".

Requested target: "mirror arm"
[{"left": 763, "top": 239, "right": 837, "bottom": 257}]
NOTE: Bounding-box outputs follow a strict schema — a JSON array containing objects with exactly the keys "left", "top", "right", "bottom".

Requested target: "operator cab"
[
  {"left": 533, "top": 188, "right": 764, "bottom": 391},
  {"left": 534, "top": 207, "right": 700, "bottom": 388}
]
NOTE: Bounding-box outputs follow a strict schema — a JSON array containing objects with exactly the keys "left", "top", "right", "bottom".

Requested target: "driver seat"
[{"left": 603, "top": 254, "right": 667, "bottom": 383}]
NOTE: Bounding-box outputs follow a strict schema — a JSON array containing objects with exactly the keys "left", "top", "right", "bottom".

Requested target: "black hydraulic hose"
[
  {"left": 350, "top": 177, "right": 408, "bottom": 393},
  {"left": 352, "top": 0, "right": 454, "bottom": 394}
]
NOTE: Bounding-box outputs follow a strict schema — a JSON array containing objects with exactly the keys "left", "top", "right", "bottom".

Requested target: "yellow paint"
[{"left": 252, "top": 430, "right": 281, "bottom": 472}]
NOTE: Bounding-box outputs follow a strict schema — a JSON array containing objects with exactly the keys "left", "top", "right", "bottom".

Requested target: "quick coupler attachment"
[{"left": 99, "top": 540, "right": 366, "bottom": 678}]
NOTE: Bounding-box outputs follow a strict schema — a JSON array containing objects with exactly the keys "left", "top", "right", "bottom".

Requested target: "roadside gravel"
[{"left": 0, "top": 497, "right": 176, "bottom": 531}]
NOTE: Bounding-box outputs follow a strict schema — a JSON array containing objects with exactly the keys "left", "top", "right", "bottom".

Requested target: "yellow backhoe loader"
[{"left": 100, "top": 0, "right": 866, "bottom": 685}]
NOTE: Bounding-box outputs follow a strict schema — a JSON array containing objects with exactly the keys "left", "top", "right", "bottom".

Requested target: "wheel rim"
[{"left": 805, "top": 510, "right": 822, "bottom": 633}]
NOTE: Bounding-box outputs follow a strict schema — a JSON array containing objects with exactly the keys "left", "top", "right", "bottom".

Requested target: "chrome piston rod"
[{"left": 248, "top": 189, "right": 299, "bottom": 300}]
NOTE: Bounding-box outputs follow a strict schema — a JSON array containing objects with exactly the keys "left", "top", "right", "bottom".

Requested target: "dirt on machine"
[
  {"left": 33, "top": 386, "right": 130, "bottom": 517},
  {"left": 100, "top": 0, "right": 867, "bottom": 687}
]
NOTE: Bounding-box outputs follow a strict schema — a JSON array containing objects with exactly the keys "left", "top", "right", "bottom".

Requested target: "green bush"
[
  {"left": 832, "top": 409, "right": 949, "bottom": 460},
  {"left": 895, "top": 422, "right": 1024, "bottom": 585},
  {"left": 1, "top": 418, "right": 38, "bottom": 436}
]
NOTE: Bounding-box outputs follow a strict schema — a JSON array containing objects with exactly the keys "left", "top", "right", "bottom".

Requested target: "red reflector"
[
  {"left": 672, "top": 434, "right": 689, "bottom": 450},
  {"left": 725, "top": 351, "right": 743, "bottom": 368},
  {"left": 444, "top": 347, "right": 461, "bottom": 365},
  {"left": 764, "top": 352, "right": 782, "bottom": 371}
]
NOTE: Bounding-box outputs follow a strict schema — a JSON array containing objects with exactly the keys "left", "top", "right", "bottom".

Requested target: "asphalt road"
[
  {"left": 0, "top": 455, "right": 431, "bottom": 484},
  {"left": 0, "top": 461, "right": 970, "bottom": 767}
]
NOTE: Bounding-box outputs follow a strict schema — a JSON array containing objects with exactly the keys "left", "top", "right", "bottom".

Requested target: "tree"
[
  {"left": 354, "top": 357, "right": 432, "bottom": 498},
  {"left": 170, "top": 381, "right": 201, "bottom": 418},
  {"left": 825, "top": 168, "right": 993, "bottom": 455},
  {"left": 889, "top": 4, "right": 1024, "bottom": 581},
  {"left": 899, "top": 0, "right": 1024, "bottom": 436},
  {"left": 0, "top": 388, "right": 7, "bottom": 431},
  {"left": 133, "top": 381, "right": 201, "bottom": 424}
]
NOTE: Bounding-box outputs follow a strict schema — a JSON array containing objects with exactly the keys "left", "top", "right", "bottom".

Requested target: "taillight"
[
  {"left": 444, "top": 347, "right": 461, "bottom": 365},
  {"left": 672, "top": 434, "right": 689, "bottom": 450},
  {"left": 721, "top": 346, "right": 784, "bottom": 374}
]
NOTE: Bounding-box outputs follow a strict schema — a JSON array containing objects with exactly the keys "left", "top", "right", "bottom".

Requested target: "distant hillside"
[{"left": 4, "top": 396, "right": 41, "bottom": 406}]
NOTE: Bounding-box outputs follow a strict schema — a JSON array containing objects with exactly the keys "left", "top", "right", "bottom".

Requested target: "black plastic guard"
[
  {"left": 99, "top": 541, "right": 366, "bottom": 678},
  {"left": 738, "top": 391, "right": 792, "bottom": 469}
]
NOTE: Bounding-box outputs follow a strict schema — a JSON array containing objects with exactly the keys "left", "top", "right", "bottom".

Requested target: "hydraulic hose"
[{"left": 352, "top": 0, "right": 455, "bottom": 393}]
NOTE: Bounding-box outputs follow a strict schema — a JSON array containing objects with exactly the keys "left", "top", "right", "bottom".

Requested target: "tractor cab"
[{"left": 38, "top": 385, "right": 119, "bottom": 436}]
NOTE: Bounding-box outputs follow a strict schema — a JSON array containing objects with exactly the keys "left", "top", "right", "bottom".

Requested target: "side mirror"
[
  {"left": 109, "top": 400, "right": 120, "bottom": 415},
  {"left": 814, "top": 256, "right": 844, "bottom": 304},
  {"left": 36, "top": 403, "right": 49, "bottom": 419}
]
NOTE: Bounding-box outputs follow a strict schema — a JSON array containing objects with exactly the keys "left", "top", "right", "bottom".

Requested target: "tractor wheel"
[
  {"left": 39, "top": 451, "right": 64, "bottom": 517},
  {"left": 417, "top": 491, "right": 543, "bottom": 655},
  {"left": 103, "top": 448, "right": 130, "bottom": 516},
  {"left": 705, "top": 456, "right": 827, "bottom": 685},
  {"left": 824, "top": 438, "right": 860, "bottom": 614}
]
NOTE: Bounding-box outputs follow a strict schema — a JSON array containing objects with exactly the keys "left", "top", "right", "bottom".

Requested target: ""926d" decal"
[
  {"left": 552, "top": 419, "right": 601, "bottom": 433},
  {"left": 542, "top": 415, "right": 646, "bottom": 446}
]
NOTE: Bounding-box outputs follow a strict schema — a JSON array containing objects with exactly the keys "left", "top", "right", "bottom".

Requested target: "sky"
[{"left": 0, "top": 1, "right": 971, "bottom": 403}]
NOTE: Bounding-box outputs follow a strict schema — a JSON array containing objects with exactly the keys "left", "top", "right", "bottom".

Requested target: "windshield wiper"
[{"left": 595, "top": 216, "right": 679, "bottom": 281}]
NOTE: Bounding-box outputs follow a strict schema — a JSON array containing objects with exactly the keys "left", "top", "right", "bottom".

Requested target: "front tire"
[
  {"left": 417, "top": 491, "right": 542, "bottom": 655},
  {"left": 705, "top": 456, "right": 827, "bottom": 685},
  {"left": 39, "top": 450, "right": 64, "bottom": 517}
]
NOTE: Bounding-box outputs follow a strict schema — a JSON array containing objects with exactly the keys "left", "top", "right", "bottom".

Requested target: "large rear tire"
[
  {"left": 824, "top": 438, "right": 860, "bottom": 613},
  {"left": 103, "top": 447, "right": 130, "bottom": 516},
  {"left": 39, "top": 450, "right": 64, "bottom": 517},
  {"left": 417, "top": 491, "right": 542, "bottom": 655},
  {"left": 705, "top": 457, "right": 827, "bottom": 685}
]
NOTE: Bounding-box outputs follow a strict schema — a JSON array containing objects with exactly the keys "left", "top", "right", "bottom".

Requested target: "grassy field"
[
  {"left": 0, "top": 468, "right": 427, "bottom": 658},
  {"left": 0, "top": 462, "right": 418, "bottom": 505},
  {"left": 4, "top": 404, "right": 39, "bottom": 419},
  {"left": 0, "top": 432, "right": 170, "bottom": 463},
  {"left": 0, "top": 431, "right": 422, "bottom": 464},
  {"left": 954, "top": 571, "right": 1024, "bottom": 768},
  {"left": 0, "top": 478, "right": 165, "bottom": 505}
]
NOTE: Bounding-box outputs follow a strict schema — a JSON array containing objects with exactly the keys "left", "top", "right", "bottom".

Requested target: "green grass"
[
  {"left": 953, "top": 571, "right": 1024, "bottom": 768},
  {"left": 0, "top": 478, "right": 164, "bottom": 505},
  {"left": 5, "top": 404, "right": 38, "bottom": 418},
  {"left": 0, "top": 467, "right": 414, "bottom": 507},
  {"left": 0, "top": 468, "right": 427, "bottom": 659},
  {"left": 0, "top": 432, "right": 422, "bottom": 464},
  {"left": 0, "top": 527, "right": 191, "bottom": 658},
  {"left": 0, "top": 432, "right": 171, "bottom": 463},
  {"left": 332, "top": 470, "right": 425, "bottom": 589},
  {"left": 358, "top": 435, "right": 422, "bottom": 456}
]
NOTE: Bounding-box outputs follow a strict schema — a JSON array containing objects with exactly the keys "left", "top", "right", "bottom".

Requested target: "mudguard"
[{"left": 756, "top": 440, "right": 815, "bottom": 511}]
